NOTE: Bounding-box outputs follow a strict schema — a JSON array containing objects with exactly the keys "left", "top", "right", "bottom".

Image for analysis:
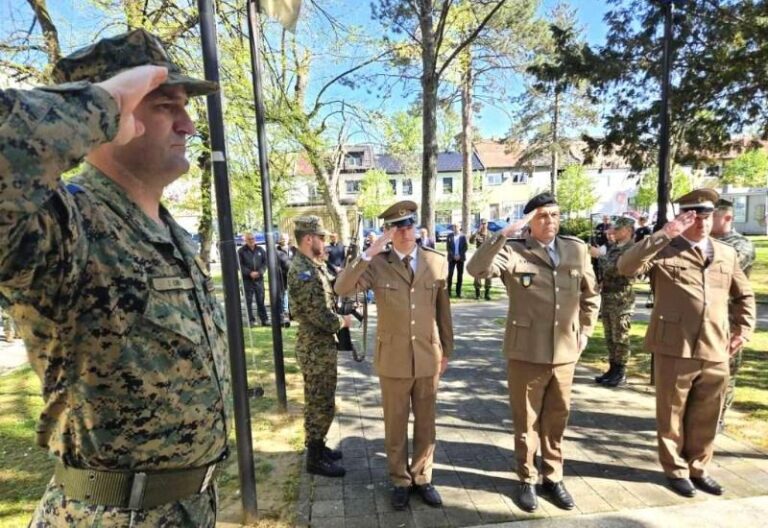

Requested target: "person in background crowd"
[
  {"left": 238, "top": 232, "right": 269, "bottom": 326},
  {"left": 469, "top": 219, "right": 493, "bottom": 300},
  {"left": 446, "top": 224, "right": 468, "bottom": 297},
  {"left": 711, "top": 198, "right": 756, "bottom": 433},
  {"left": 591, "top": 217, "right": 637, "bottom": 387},
  {"left": 618, "top": 188, "right": 755, "bottom": 499},
  {"left": 634, "top": 215, "right": 652, "bottom": 242},
  {"left": 418, "top": 227, "right": 436, "bottom": 249},
  {"left": 594, "top": 215, "right": 612, "bottom": 247},
  {"left": 326, "top": 232, "right": 346, "bottom": 276},
  {"left": 335, "top": 200, "right": 453, "bottom": 511},
  {"left": 276, "top": 233, "right": 294, "bottom": 325},
  {"left": 468, "top": 192, "right": 599, "bottom": 513}
]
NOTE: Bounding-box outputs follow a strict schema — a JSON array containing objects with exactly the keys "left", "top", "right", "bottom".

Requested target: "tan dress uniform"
[
  {"left": 334, "top": 239, "right": 453, "bottom": 487},
  {"left": 618, "top": 230, "right": 755, "bottom": 479},
  {"left": 467, "top": 232, "right": 600, "bottom": 483}
]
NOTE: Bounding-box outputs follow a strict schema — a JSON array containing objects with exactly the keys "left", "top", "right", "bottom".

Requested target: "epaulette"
[
  {"left": 65, "top": 183, "right": 84, "bottom": 195},
  {"left": 421, "top": 246, "right": 445, "bottom": 257},
  {"left": 558, "top": 234, "right": 587, "bottom": 245}
]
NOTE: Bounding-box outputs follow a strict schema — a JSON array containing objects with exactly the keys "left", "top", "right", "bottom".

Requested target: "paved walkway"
[{"left": 296, "top": 300, "right": 768, "bottom": 527}]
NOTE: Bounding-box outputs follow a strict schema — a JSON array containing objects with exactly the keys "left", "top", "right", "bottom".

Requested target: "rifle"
[{"left": 335, "top": 213, "right": 367, "bottom": 362}]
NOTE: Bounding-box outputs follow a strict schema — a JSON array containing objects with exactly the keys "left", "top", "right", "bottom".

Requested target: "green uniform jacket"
[{"left": 0, "top": 83, "right": 230, "bottom": 471}]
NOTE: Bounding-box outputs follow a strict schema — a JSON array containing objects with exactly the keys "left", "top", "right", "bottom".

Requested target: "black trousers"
[
  {"left": 447, "top": 259, "right": 464, "bottom": 295},
  {"left": 244, "top": 280, "right": 268, "bottom": 323}
]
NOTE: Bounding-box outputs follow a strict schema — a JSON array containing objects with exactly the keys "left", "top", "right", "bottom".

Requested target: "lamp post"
[{"left": 656, "top": 0, "right": 675, "bottom": 229}]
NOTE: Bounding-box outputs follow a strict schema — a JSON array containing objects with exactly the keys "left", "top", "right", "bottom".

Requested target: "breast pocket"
[
  {"left": 142, "top": 277, "right": 204, "bottom": 346},
  {"left": 654, "top": 312, "right": 682, "bottom": 346},
  {"left": 706, "top": 264, "right": 730, "bottom": 290},
  {"left": 512, "top": 264, "right": 539, "bottom": 289},
  {"left": 374, "top": 281, "right": 400, "bottom": 305},
  {"left": 508, "top": 317, "right": 531, "bottom": 349}
]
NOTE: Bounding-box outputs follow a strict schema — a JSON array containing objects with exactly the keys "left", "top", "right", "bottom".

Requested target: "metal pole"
[
  {"left": 656, "top": 0, "right": 674, "bottom": 231},
  {"left": 197, "top": 0, "right": 259, "bottom": 521},
  {"left": 247, "top": 0, "right": 288, "bottom": 412}
]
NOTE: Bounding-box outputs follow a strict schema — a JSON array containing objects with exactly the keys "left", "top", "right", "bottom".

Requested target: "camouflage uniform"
[
  {"left": 470, "top": 228, "right": 492, "bottom": 298},
  {"left": 288, "top": 251, "right": 343, "bottom": 445},
  {"left": 1, "top": 304, "right": 16, "bottom": 341},
  {"left": 1, "top": 31, "right": 228, "bottom": 526},
  {"left": 715, "top": 229, "right": 756, "bottom": 426},
  {"left": 598, "top": 240, "right": 636, "bottom": 366}
]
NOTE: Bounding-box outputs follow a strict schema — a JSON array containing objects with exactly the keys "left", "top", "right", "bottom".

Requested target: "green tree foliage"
[
  {"left": 358, "top": 169, "right": 395, "bottom": 220},
  {"left": 555, "top": 164, "right": 597, "bottom": 217},
  {"left": 587, "top": 0, "right": 768, "bottom": 170},
  {"left": 634, "top": 167, "right": 693, "bottom": 211},
  {"left": 509, "top": 4, "right": 597, "bottom": 196},
  {"left": 722, "top": 149, "right": 768, "bottom": 187}
]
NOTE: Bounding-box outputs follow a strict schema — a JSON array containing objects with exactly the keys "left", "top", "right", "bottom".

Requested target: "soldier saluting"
[
  {"left": 618, "top": 189, "right": 755, "bottom": 498},
  {"left": 467, "top": 192, "right": 600, "bottom": 513},
  {"left": 1, "top": 30, "right": 229, "bottom": 526},
  {"left": 334, "top": 201, "right": 454, "bottom": 511}
]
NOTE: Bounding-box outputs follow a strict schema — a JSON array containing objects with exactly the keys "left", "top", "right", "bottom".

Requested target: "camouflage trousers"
[
  {"left": 30, "top": 479, "right": 217, "bottom": 527},
  {"left": 473, "top": 276, "right": 491, "bottom": 293},
  {"left": 601, "top": 296, "right": 634, "bottom": 366},
  {"left": 296, "top": 339, "right": 338, "bottom": 444},
  {"left": 720, "top": 348, "right": 744, "bottom": 424}
]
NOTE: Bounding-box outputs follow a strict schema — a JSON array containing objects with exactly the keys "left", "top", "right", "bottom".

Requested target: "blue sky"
[{"left": 1, "top": 0, "right": 611, "bottom": 142}]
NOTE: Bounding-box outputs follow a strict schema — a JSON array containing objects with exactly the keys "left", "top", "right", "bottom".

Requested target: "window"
[
  {"left": 509, "top": 171, "right": 528, "bottom": 184},
  {"left": 389, "top": 179, "right": 397, "bottom": 194},
  {"left": 442, "top": 177, "right": 453, "bottom": 194},
  {"left": 436, "top": 212, "right": 452, "bottom": 224},
  {"left": 345, "top": 180, "right": 361, "bottom": 194},
  {"left": 504, "top": 202, "right": 525, "bottom": 220},
  {"left": 307, "top": 183, "right": 319, "bottom": 201},
  {"left": 487, "top": 172, "right": 503, "bottom": 186},
  {"left": 402, "top": 178, "right": 413, "bottom": 195},
  {"left": 344, "top": 152, "right": 363, "bottom": 168}
]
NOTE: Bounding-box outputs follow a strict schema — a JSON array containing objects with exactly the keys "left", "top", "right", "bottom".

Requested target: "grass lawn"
[
  {"left": 0, "top": 324, "right": 305, "bottom": 527},
  {"left": 749, "top": 236, "right": 767, "bottom": 304}
]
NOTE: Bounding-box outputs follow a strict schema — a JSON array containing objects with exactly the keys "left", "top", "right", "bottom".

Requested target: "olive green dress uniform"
[
  {"left": 467, "top": 232, "right": 600, "bottom": 484},
  {"left": 618, "top": 225, "right": 755, "bottom": 480},
  {"left": 0, "top": 32, "right": 228, "bottom": 526},
  {"left": 334, "top": 224, "right": 453, "bottom": 488},
  {"left": 288, "top": 248, "right": 345, "bottom": 446}
]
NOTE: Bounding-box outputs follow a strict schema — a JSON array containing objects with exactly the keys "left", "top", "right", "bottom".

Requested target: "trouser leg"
[
  {"left": 539, "top": 362, "right": 577, "bottom": 482},
  {"left": 380, "top": 376, "right": 414, "bottom": 487},
  {"left": 685, "top": 360, "right": 728, "bottom": 478},
  {"left": 410, "top": 374, "right": 439, "bottom": 485},
  {"left": 507, "top": 360, "right": 550, "bottom": 484},
  {"left": 655, "top": 354, "right": 697, "bottom": 478}
]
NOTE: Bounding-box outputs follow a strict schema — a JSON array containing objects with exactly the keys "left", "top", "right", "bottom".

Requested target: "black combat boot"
[
  {"left": 594, "top": 361, "right": 615, "bottom": 384},
  {"left": 484, "top": 289, "right": 491, "bottom": 301},
  {"left": 306, "top": 441, "right": 345, "bottom": 477},
  {"left": 604, "top": 363, "right": 627, "bottom": 387},
  {"left": 475, "top": 287, "right": 481, "bottom": 299},
  {"left": 322, "top": 441, "right": 343, "bottom": 461}
]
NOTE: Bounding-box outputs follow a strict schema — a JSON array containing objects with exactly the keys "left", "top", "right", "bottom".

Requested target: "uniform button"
[
  {"left": 411, "top": 320, "right": 415, "bottom": 325},
  {"left": 386, "top": 283, "right": 390, "bottom": 287},
  {"left": 556, "top": 304, "right": 560, "bottom": 309},
  {"left": 555, "top": 287, "right": 560, "bottom": 292},
  {"left": 659, "top": 315, "right": 664, "bottom": 320},
  {"left": 411, "top": 336, "right": 415, "bottom": 340},
  {"left": 512, "top": 320, "right": 516, "bottom": 324},
  {"left": 411, "top": 304, "right": 415, "bottom": 309},
  {"left": 411, "top": 288, "right": 415, "bottom": 292},
  {"left": 553, "top": 271, "right": 558, "bottom": 276},
  {"left": 554, "top": 321, "right": 559, "bottom": 326}
]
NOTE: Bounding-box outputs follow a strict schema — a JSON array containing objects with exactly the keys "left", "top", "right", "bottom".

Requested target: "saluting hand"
[
  {"left": 364, "top": 228, "right": 392, "bottom": 259},
  {"left": 662, "top": 211, "right": 696, "bottom": 238},
  {"left": 500, "top": 212, "right": 534, "bottom": 239},
  {"left": 96, "top": 65, "right": 169, "bottom": 145}
]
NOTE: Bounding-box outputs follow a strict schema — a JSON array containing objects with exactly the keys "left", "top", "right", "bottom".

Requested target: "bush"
[{"left": 559, "top": 218, "right": 592, "bottom": 242}]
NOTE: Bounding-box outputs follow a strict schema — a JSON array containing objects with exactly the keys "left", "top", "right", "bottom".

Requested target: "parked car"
[
  {"left": 485, "top": 219, "right": 508, "bottom": 233},
  {"left": 434, "top": 223, "right": 454, "bottom": 242},
  {"left": 363, "top": 227, "right": 383, "bottom": 238}
]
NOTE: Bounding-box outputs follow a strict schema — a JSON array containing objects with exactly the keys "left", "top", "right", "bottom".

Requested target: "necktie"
[
  {"left": 547, "top": 245, "right": 559, "bottom": 267},
  {"left": 403, "top": 255, "right": 414, "bottom": 283}
]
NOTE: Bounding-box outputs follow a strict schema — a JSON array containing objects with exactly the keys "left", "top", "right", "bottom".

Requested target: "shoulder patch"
[
  {"left": 65, "top": 183, "right": 84, "bottom": 195},
  {"left": 558, "top": 234, "right": 587, "bottom": 245},
  {"left": 298, "top": 270, "right": 314, "bottom": 281}
]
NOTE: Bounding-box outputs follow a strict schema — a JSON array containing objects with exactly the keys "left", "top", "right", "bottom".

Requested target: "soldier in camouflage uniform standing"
[
  {"left": 591, "top": 217, "right": 637, "bottom": 387},
  {"left": 1, "top": 30, "right": 230, "bottom": 527},
  {"left": 288, "top": 216, "right": 352, "bottom": 478},
  {"left": 470, "top": 219, "right": 493, "bottom": 300},
  {"left": 712, "top": 198, "right": 756, "bottom": 431}
]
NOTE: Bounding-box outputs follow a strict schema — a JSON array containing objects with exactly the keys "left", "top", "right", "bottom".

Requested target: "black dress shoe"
[
  {"left": 391, "top": 486, "right": 410, "bottom": 510},
  {"left": 667, "top": 477, "right": 697, "bottom": 497},
  {"left": 542, "top": 480, "right": 575, "bottom": 510},
  {"left": 692, "top": 476, "right": 724, "bottom": 495},
  {"left": 414, "top": 483, "right": 442, "bottom": 507},
  {"left": 517, "top": 482, "right": 538, "bottom": 512}
]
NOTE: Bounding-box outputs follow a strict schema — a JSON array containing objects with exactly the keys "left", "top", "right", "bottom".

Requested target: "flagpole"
[
  {"left": 197, "top": 0, "right": 259, "bottom": 521},
  {"left": 247, "top": 0, "right": 288, "bottom": 412}
]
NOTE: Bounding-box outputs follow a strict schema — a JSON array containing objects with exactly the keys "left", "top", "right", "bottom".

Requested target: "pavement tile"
[
  {"left": 310, "top": 517, "right": 345, "bottom": 528},
  {"left": 313, "top": 499, "right": 344, "bottom": 518},
  {"left": 344, "top": 514, "right": 379, "bottom": 527},
  {"left": 411, "top": 508, "right": 450, "bottom": 528},
  {"left": 345, "top": 497, "right": 377, "bottom": 516},
  {"left": 378, "top": 511, "right": 415, "bottom": 528}
]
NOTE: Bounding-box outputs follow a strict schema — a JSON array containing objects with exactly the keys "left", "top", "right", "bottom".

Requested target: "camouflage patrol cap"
[
  {"left": 52, "top": 28, "right": 218, "bottom": 97},
  {"left": 614, "top": 216, "right": 635, "bottom": 229},
  {"left": 293, "top": 215, "right": 329, "bottom": 236}
]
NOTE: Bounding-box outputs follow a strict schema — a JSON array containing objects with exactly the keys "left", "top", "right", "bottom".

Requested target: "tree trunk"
[
  {"left": 27, "top": 0, "right": 60, "bottom": 68},
  {"left": 460, "top": 53, "right": 473, "bottom": 233},
  {"left": 304, "top": 147, "right": 351, "bottom": 243},
  {"left": 419, "top": 0, "right": 438, "bottom": 236},
  {"left": 550, "top": 89, "right": 560, "bottom": 197}
]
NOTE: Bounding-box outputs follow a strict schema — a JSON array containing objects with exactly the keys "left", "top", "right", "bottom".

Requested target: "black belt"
[{"left": 53, "top": 462, "right": 216, "bottom": 510}]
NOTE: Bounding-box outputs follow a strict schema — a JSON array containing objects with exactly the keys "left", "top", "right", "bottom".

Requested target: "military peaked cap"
[
  {"left": 676, "top": 188, "right": 719, "bottom": 213},
  {"left": 379, "top": 200, "right": 417, "bottom": 227}
]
